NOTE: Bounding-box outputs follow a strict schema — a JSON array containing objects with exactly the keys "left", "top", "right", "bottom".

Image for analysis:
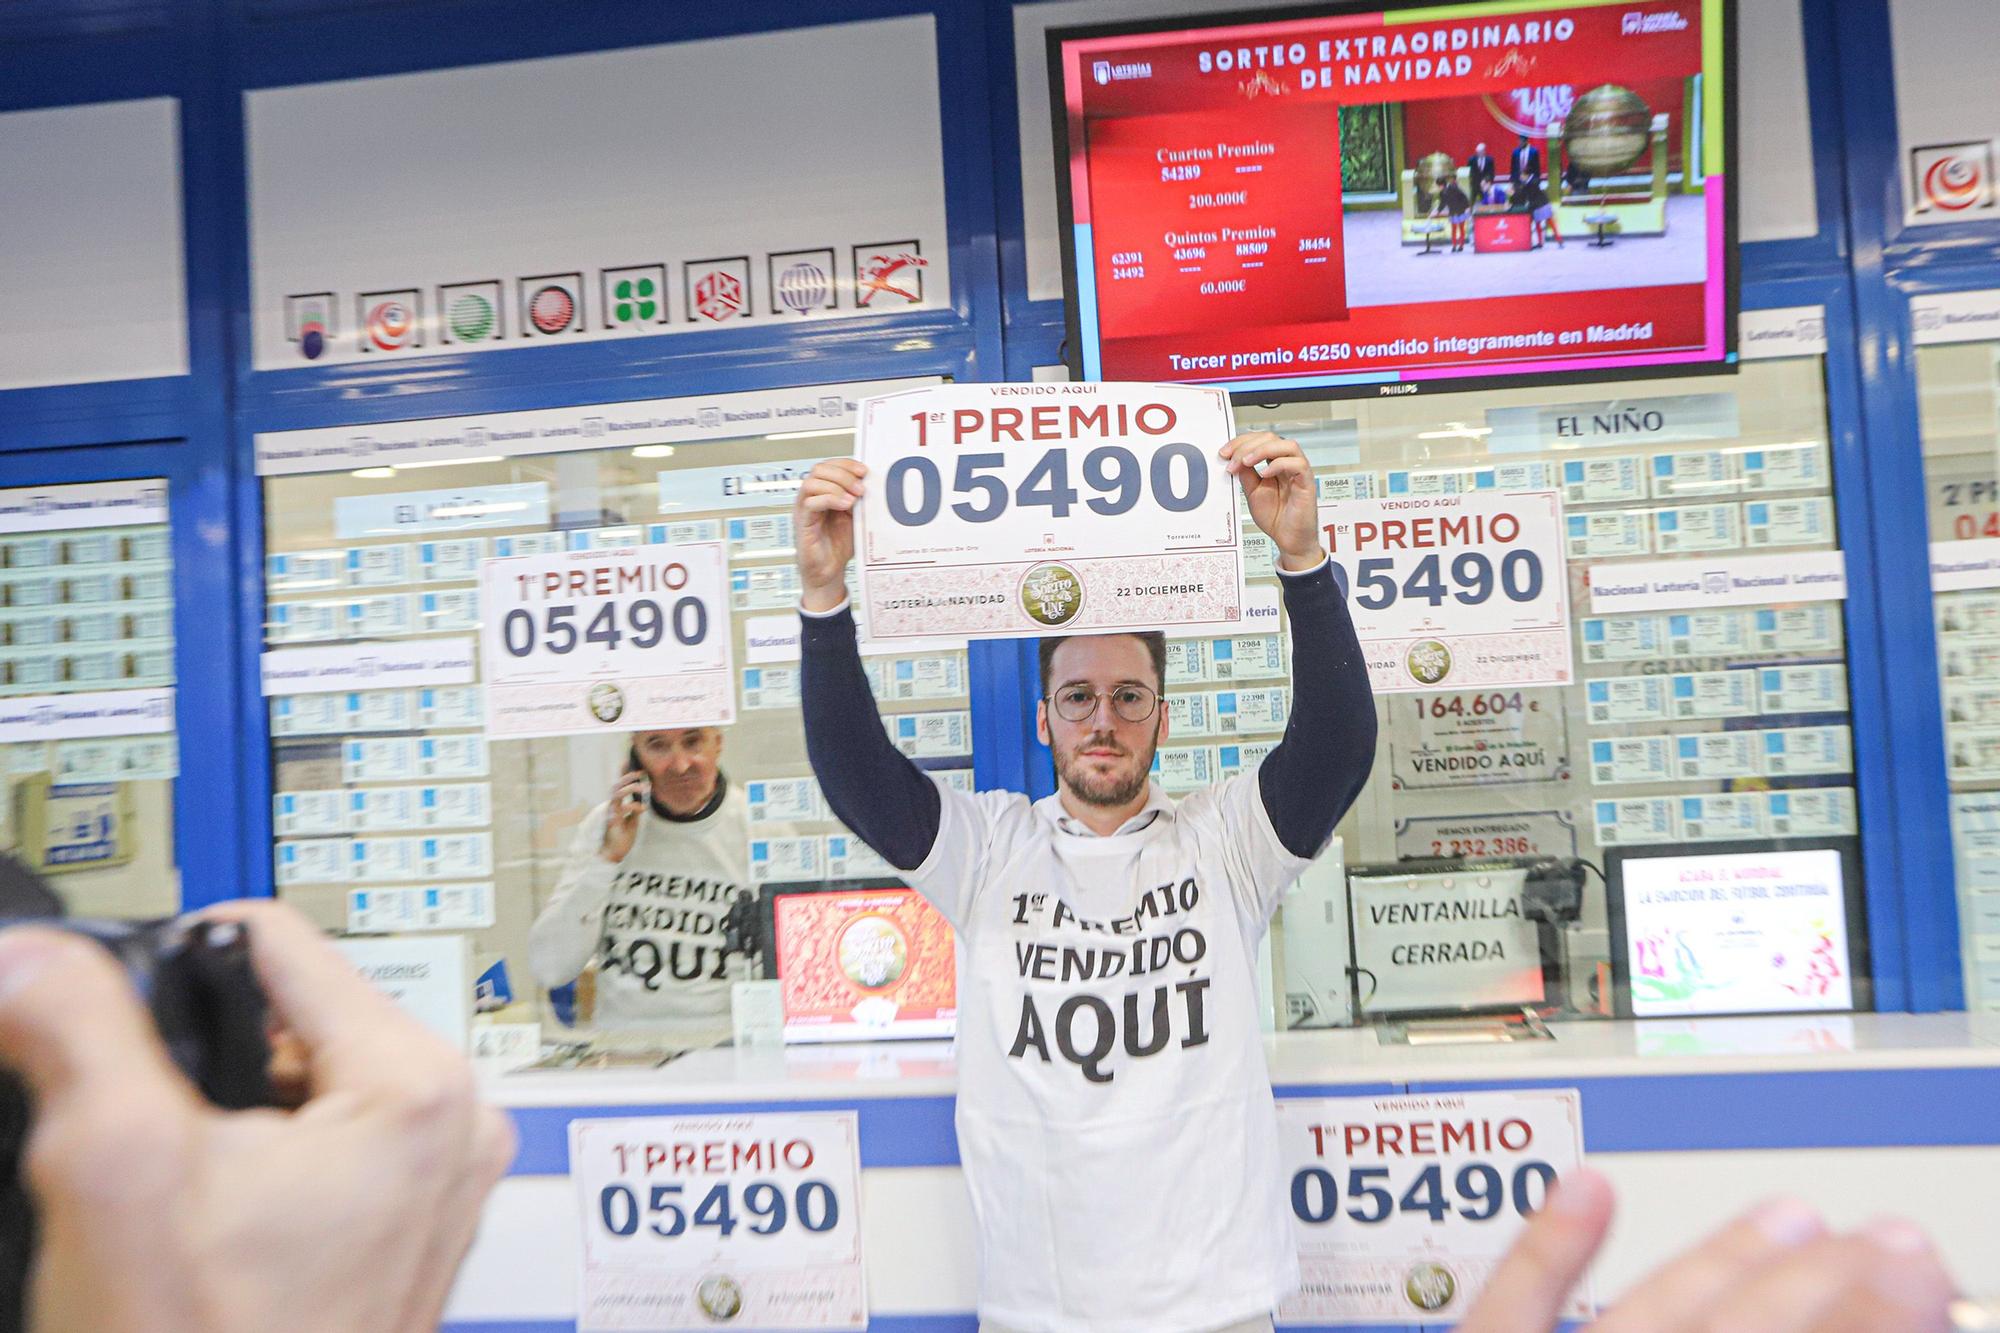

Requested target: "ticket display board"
[
  {"left": 0, "top": 479, "right": 179, "bottom": 917},
  {"left": 1050, "top": 0, "right": 1736, "bottom": 397},
  {"left": 255, "top": 380, "right": 973, "bottom": 1031},
  {"left": 1914, "top": 322, "right": 2000, "bottom": 1010},
  {"left": 1234, "top": 353, "right": 1863, "bottom": 1018}
]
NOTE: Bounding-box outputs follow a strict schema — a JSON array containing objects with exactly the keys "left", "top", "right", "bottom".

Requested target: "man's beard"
[{"left": 1052, "top": 729, "right": 1157, "bottom": 808}]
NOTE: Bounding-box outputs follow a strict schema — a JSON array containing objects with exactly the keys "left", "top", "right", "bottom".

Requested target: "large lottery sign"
[
  {"left": 855, "top": 383, "right": 1245, "bottom": 640},
  {"left": 572, "top": 1112, "right": 866, "bottom": 1330},
  {"left": 480, "top": 543, "right": 733, "bottom": 738},
  {"left": 1320, "top": 491, "right": 1571, "bottom": 693},
  {"left": 1277, "top": 1090, "right": 1588, "bottom": 1324}
]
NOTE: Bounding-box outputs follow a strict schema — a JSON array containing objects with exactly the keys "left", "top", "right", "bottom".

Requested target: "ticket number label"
[
  {"left": 1320, "top": 490, "right": 1573, "bottom": 693},
  {"left": 855, "top": 382, "right": 1246, "bottom": 640},
  {"left": 572, "top": 1111, "right": 866, "bottom": 1331},
  {"left": 1277, "top": 1090, "right": 1588, "bottom": 1324},
  {"left": 480, "top": 543, "right": 734, "bottom": 739}
]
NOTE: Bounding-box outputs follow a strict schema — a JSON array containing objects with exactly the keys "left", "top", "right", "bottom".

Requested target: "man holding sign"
[{"left": 793, "top": 428, "right": 1376, "bottom": 1333}]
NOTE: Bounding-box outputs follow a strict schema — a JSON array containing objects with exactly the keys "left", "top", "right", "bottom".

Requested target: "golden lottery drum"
[
  {"left": 1563, "top": 84, "right": 1651, "bottom": 176},
  {"left": 1415, "top": 150, "right": 1456, "bottom": 212}
]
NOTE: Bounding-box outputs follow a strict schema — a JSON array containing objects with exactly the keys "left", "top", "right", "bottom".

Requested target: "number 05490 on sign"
[{"left": 479, "top": 543, "right": 735, "bottom": 739}]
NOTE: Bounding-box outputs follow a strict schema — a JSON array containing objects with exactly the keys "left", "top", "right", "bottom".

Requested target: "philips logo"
[
  {"left": 1622, "top": 10, "right": 1689, "bottom": 33},
  {"left": 1092, "top": 59, "right": 1153, "bottom": 83},
  {"left": 1378, "top": 384, "right": 1420, "bottom": 396}
]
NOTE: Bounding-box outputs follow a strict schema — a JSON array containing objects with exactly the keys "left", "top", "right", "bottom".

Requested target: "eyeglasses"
[{"left": 1047, "top": 683, "right": 1160, "bottom": 725}]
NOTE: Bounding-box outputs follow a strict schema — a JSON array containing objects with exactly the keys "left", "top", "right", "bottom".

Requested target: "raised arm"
[
  {"left": 1220, "top": 431, "right": 1379, "bottom": 858},
  {"left": 795, "top": 458, "right": 941, "bottom": 871},
  {"left": 1259, "top": 559, "right": 1376, "bottom": 856}
]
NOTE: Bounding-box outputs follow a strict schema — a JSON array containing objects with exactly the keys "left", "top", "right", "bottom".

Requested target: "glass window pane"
[
  {"left": 0, "top": 478, "right": 178, "bottom": 919},
  {"left": 1237, "top": 359, "right": 1865, "bottom": 1025},
  {"left": 260, "top": 386, "right": 971, "bottom": 1055},
  {"left": 1916, "top": 335, "right": 2000, "bottom": 1011}
]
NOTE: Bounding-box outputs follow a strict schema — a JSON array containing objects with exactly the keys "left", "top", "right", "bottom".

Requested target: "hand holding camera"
[{"left": 0, "top": 901, "right": 513, "bottom": 1333}]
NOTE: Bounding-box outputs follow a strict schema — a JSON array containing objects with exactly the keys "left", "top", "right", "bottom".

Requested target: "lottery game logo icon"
[
  {"left": 450, "top": 296, "right": 493, "bottom": 341},
  {"left": 778, "top": 263, "right": 830, "bottom": 313},
  {"left": 586, "top": 682, "right": 626, "bottom": 724},
  {"left": 688, "top": 258, "right": 752, "bottom": 322},
  {"left": 438, "top": 281, "right": 503, "bottom": 344},
  {"left": 696, "top": 272, "right": 742, "bottom": 320},
  {"left": 1912, "top": 141, "right": 1996, "bottom": 214},
  {"left": 854, "top": 241, "right": 926, "bottom": 308},
  {"left": 1020, "top": 562, "right": 1084, "bottom": 628},
  {"left": 285, "top": 293, "right": 334, "bottom": 360},
  {"left": 529, "top": 285, "right": 574, "bottom": 333},
  {"left": 1405, "top": 639, "right": 1452, "bottom": 685},
  {"left": 613, "top": 279, "right": 656, "bottom": 320},
  {"left": 601, "top": 264, "right": 667, "bottom": 329},
  {"left": 358, "top": 291, "right": 421, "bottom": 353},
  {"left": 695, "top": 1274, "right": 743, "bottom": 1321},
  {"left": 1093, "top": 60, "right": 1112, "bottom": 85},
  {"left": 1403, "top": 1262, "right": 1458, "bottom": 1313},
  {"left": 519, "top": 273, "right": 583, "bottom": 336},
  {"left": 770, "top": 248, "right": 837, "bottom": 315}
]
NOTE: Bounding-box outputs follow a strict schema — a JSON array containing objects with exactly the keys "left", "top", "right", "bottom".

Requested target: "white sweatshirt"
[{"left": 527, "top": 781, "right": 754, "bottom": 1041}]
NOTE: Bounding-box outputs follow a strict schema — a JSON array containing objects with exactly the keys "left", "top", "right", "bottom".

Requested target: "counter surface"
[{"left": 483, "top": 1012, "right": 2000, "bottom": 1107}]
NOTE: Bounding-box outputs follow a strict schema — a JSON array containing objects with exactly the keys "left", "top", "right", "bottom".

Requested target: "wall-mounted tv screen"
[{"left": 1050, "top": 0, "right": 1736, "bottom": 400}]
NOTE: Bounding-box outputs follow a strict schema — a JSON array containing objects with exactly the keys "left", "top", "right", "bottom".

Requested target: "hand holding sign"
[
  {"left": 1461, "top": 1172, "right": 1957, "bottom": 1333},
  {"left": 795, "top": 458, "right": 867, "bottom": 614},
  {"left": 1221, "top": 429, "right": 1323, "bottom": 571}
]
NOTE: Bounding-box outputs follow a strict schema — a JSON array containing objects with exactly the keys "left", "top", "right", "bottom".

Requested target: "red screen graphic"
[
  {"left": 1057, "top": 1, "right": 1727, "bottom": 392},
  {"left": 1085, "top": 102, "right": 1350, "bottom": 338}
]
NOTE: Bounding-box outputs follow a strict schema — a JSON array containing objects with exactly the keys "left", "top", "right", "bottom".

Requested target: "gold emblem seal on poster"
[
  {"left": 1403, "top": 1261, "right": 1457, "bottom": 1312},
  {"left": 1020, "top": 562, "right": 1085, "bottom": 628},
  {"left": 1405, "top": 639, "right": 1453, "bottom": 685},
  {"left": 696, "top": 1273, "right": 743, "bottom": 1321}
]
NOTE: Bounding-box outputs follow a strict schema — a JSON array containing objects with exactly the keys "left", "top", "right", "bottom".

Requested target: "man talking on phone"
[
  {"left": 793, "top": 430, "right": 1377, "bottom": 1332},
  {"left": 528, "top": 726, "right": 754, "bottom": 1042}
]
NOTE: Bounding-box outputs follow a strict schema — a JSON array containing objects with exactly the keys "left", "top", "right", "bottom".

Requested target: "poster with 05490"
[{"left": 854, "top": 383, "right": 1246, "bottom": 640}]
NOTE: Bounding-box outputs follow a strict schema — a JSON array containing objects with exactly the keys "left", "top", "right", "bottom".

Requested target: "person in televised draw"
[
  {"left": 1468, "top": 139, "right": 1498, "bottom": 200},
  {"left": 1517, "top": 176, "right": 1565, "bottom": 249},
  {"left": 792, "top": 431, "right": 1377, "bottom": 1333},
  {"left": 528, "top": 726, "right": 754, "bottom": 1042},
  {"left": 1432, "top": 172, "right": 1475, "bottom": 251},
  {"left": 1510, "top": 129, "right": 1543, "bottom": 189}
]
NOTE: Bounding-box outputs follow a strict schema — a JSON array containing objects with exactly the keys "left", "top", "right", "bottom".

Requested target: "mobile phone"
[{"left": 622, "top": 747, "right": 646, "bottom": 809}]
